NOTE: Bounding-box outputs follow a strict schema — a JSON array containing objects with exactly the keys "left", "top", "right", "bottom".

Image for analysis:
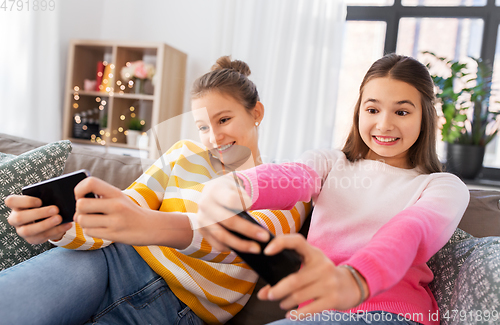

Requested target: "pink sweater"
[{"left": 237, "top": 149, "right": 470, "bottom": 325}]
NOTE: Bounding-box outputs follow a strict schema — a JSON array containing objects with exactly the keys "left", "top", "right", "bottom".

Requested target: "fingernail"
[
  {"left": 268, "top": 291, "right": 275, "bottom": 301},
  {"left": 249, "top": 244, "right": 260, "bottom": 254},
  {"left": 264, "top": 243, "right": 274, "bottom": 255},
  {"left": 257, "top": 231, "right": 270, "bottom": 242},
  {"left": 49, "top": 207, "right": 58, "bottom": 215}
]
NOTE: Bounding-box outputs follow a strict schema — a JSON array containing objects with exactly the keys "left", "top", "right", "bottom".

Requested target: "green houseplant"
[{"left": 424, "top": 51, "right": 500, "bottom": 179}]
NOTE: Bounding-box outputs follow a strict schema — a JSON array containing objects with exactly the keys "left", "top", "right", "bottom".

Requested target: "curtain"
[
  {"left": 219, "top": 0, "right": 346, "bottom": 162},
  {"left": 0, "top": 11, "right": 61, "bottom": 142}
]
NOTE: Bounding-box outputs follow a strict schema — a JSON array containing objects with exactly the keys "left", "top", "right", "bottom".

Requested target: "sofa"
[{"left": 1, "top": 132, "right": 500, "bottom": 325}]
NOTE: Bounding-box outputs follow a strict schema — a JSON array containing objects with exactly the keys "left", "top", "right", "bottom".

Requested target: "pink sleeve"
[
  {"left": 343, "top": 174, "right": 470, "bottom": 298},
  {"left": 236, "top": 163, "right": 322, "bottom": 210}
]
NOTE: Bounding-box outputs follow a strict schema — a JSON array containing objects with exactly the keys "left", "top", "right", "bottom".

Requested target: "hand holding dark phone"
[
  {"left": 224, "top": 211, "right": 302, "bottom": 286},
  {"left": 21, "top": 169, "right": 94, "bottom": 224}
]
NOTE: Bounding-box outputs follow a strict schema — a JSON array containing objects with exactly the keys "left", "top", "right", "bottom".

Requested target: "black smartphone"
[
  {"left": 21, "top": 169, "right": 94, "bottom": 224},
  {"left": 225, "top": 211, "right": 302, "bottom": 286}
]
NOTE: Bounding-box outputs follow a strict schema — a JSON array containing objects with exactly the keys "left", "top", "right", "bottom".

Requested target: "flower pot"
[
  {"left": 126, "top": 130, "right": 142, "bottom": 147},
  {"left": 446, "top": 143, "right": 485, "bottom": 179}
]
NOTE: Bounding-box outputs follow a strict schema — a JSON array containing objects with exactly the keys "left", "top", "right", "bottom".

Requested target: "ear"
[{"left": 253, "top": 101, "right": 264, "bottom": 124}]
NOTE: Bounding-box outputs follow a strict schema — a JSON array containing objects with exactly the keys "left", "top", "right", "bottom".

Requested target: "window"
[{"left": 337, "top": 0, "right": 500, "bottom": 178}]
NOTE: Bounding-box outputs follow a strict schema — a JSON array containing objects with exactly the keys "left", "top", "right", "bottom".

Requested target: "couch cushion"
[
  {"left": 428, "top": 229, "right": 500, "bottom": 325},
  {"left": 459, "top": 189, "right": 500, "bottom": 238},
  {"left": 0, "top": 140, "right": 72, "bottom": 271}
]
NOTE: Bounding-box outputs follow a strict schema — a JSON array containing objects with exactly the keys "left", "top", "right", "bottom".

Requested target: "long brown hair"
[
  {"left": 191, "top": 56, "right": 260, "bottom": 112},
  {"left": 342, "top": 53, "right": 442, "bottom": 174}
]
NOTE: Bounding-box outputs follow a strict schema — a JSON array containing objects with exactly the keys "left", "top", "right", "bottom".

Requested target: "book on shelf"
[
  {"left": 95, "top": 61, "right": 105, "bottom": 92},
  {"left": 100, "top": 63, "right": 113, "bottom": 93}
]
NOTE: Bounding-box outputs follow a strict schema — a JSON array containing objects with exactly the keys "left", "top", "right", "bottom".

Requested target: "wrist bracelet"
[{"left": 339, "top": 265, "right": 366, "bottom": 306}]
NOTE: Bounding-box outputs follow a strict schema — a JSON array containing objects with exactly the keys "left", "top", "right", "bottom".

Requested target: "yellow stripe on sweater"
[
  {"left": 62, "top": 223, "right": 85, "bottom": 249},
  {"left": 160, "top": 198, "right": 198, "bottom": 213},
  {"left": 145, "top": 164, "right": 170, "bottom": 189},
  {"left": 129, "top": 183, "right": 161, "bottom": 210}
]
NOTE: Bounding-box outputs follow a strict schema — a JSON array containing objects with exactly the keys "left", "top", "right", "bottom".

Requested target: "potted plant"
[
  {"left": 126, "top": 118, "right": 145, "bottom": 147},
  {"left": 424, "top": 51, "right": 500, "bottom": 179}
]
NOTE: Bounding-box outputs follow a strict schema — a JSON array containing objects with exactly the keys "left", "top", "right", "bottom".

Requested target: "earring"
[{"left": 255, "top": 122, "right": 259, "bottom": 126}]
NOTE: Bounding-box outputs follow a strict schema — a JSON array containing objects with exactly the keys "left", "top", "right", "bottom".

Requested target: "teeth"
[
  {"left": 375, "top": 136, "right": 398, "bottom": 142},
  {"left": 218, "top": 143, "right": 233, "bottom": 151}
]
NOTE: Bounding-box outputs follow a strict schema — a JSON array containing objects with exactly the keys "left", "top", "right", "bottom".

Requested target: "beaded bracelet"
[{"left": 339, "top": 264, "right": 366, "bottom": 306}]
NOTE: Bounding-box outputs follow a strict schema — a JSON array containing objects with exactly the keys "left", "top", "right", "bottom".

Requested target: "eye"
[
  {"left": 198, "top": 125, "right": 209, "bottom": 132},
  {"left": 366, "top": 108, "right": 378, "bottom": 114},
  {"left": 396, "top": 110, "right": 409, "bottom": 116},
  {"left": 220, "top": 117, "right": 231, "bottom": 124}
]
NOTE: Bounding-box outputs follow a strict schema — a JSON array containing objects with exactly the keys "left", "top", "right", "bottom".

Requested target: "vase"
[
  {"left": 446, "top": 143, "right": 485, "bottom": 179},
  {"left": 134, "top": 79, "right": 146, "bottom": 94},
  {"left": 126, "top": 130, "right": 142, "bottom": 147}
]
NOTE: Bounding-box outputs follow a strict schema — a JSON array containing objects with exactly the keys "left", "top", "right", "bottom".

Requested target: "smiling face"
[
  {"left": 358, "top": 77, "right": 422, "bottom": 169},
  {"left": 192, "top": 91, "right": 263, "bottom": 167}
]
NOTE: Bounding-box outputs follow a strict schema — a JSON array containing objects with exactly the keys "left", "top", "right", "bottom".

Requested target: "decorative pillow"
[
  {"left": 428, "top": 228, "right": 500, "bottom": 325},
  {"left": 0, "top": 140, "right": 72, "bottom": 271}
]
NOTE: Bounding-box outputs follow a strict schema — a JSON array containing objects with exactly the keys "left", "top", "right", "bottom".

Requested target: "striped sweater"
[{"left": 51, "top": 140, "right": 310, "bottom": 324}]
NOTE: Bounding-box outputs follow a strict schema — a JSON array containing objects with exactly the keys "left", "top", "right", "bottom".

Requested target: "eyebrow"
[
  {"left": 363, "top": 98, "right": 416, "bottom": 108},
  {"left": 194, "top": 110, "right": 232, "bottom": 124}
]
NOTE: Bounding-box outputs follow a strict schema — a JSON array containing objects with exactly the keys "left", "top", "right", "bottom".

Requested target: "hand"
[
  {"left": 5, "top": 195, "right": 72, "bottom": 244},
  {"left": 196, "top": 173, "right": 269, "bottom": 253},
  {"left": 74, "top": 177, "right": 193, "bottom": 248},
  {"left": 257, "top": 234, "right": 369, "bottom": 317}
]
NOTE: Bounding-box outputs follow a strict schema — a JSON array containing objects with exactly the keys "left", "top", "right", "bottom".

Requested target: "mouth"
[
  {"left": 373, "top": 136, "right": 400, "bottom": 145},
  {"left": 216, "top": 141, "right": 236, "bottom": 153}
]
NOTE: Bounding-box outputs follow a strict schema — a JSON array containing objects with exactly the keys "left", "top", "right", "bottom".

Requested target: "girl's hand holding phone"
[
  {"left": 196, "top": 173, "right": 269, "bottom": 254},
  {"left": 257, "top": 234, "right": 370, "bottom": 317},
  {"left": 5, "top": 195, "right": 72, "bottom": 245}
]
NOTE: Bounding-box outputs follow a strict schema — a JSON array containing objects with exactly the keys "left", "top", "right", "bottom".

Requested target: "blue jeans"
[
  {"left": 0, "top": 243, "right": 204, "bottom": 325},
  {"left": 268, "top": 311, "right": 422, "bottom": 324}
]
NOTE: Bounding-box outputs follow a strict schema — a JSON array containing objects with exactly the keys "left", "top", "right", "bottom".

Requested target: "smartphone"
[
  {"left": 224, "top": 211, "right": 302, "bottom": 286},
  {"left": 21, "top": 169, "right": 94, "bottom": 224}
]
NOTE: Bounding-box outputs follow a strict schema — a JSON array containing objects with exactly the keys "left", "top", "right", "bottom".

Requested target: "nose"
[
  {"left": 376, "top": 112, "right": 394, "bottom": 132},
  {"left": 209, "top": 127, "right": 224, "bottom": 147}
]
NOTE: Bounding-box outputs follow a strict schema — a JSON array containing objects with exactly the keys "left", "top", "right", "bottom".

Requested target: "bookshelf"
[{"left": 62, "top": 39, "right": 187, "bottom": 159}]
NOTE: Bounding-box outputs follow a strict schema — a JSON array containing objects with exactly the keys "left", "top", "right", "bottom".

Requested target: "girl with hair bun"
[{"left": 2, "top": 56, "right": 310, "bottom": 324}]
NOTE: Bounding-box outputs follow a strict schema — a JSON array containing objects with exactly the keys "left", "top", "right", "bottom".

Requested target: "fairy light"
[
  {"left": 131, "top": 113, "right": 136, "bottom": 118},
  {"left": 101, "top": 140, "right": 106, "bottom": 145},
  {"left": 73, "top": 103, "right": 79, "bottom": 109},
  {"left": 120, "top": 115, "right": 126, "bottom": 120},
  {"left": 116, "top": 80, "right": 122, "bottom": 86},
  {"left": 97, "top": 71, "right": 103, "bottom": 78},
  {"left": 126, "top": 62, "right": 131, "bottom": 67},
  {"left": 109, "top": 73, "right": 114, "bottom": 79},
  {"left": 120, "top": 85, "right": 126, "bottom": 90},
  {"left": 112, "top": 137, "right": 117, "bottom": 142},
  {"left": 129, "top": 106, "right": 135, "bottom": 112},
  {"left": 140, "top": 120, "right": 145, "bottom": 126},
  {"left": 96, "top": 97, "right": 101, "bottom": 103},
  {"left": 103, "top": 61, "right": 108, "bottom": 66},
  {"left": 105, "top": 132, "right": 110, "bottom": 137},
  {"left": 100, "top": 130, "right": 105, "bottom": 135},
  {"left": 82, "top": 125, "right": 88, "bottom": 130},
  {"left": 74, "top": 86, "right": 80, "bottom": 91},
  {"left": 110, "top": 64, "right": 115, "bottom": 69},
  {"left": 118, "top": 127, "right": 123, "bottom": 132},
  {"left": 124, "top": 130, "right": 129, "bottom": 135},
  {"left": 91, "top": 134, "right": 96, "bottom": 139},
  {"left": 99, "top": 105, "right": 104, "bottom": 110},
  {"left": 101, "top": 100, "right": 107, "bottom": 105},
  {"left": 74, "top": 95, "right": 80, "bottom": 100}
]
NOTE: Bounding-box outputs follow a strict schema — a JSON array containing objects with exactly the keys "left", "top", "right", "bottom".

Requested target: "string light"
[
  {"left": 73, "top": 103, "right": 79, "bottom": 109},
  {"left": 100, "top": 130, "right": 105, "bottom": 135},
  {"left": 96, "top": 97, "right": 101, "bottom": 103},
  {"left": 140, "top": 120, "right": 145, "bottom": 126},
  {"left": 124, "top": 130, "right": 129, "bottom": 135},
  {"left": 131, "top": 113, "right": 136, "bottom": 118},
  {"left": 99, "top": 105, "right": 104, "bottom": 110},
  {"left": 112, "top": 137, "right": 117, "bottom": 142},
  {"left": 74, "top": 95, "right": 80, "bottom": 100},
  {"left": 120, "top": 115, "right": 126, "bottom": 120},
  {"left": 74, "top": 86, "right": 80, "bottom": 91},
  {"left": 101, "top": 100, "right": 107, "bottom": 105},
  {"left": 105, "top": 132, "right": 110, "bottom": 137},
  {"left": 118, "top": 127, "right": 123, "bottom": 132},
  {"left": 129, "top": 106, "right": 135, "bottom": 112},
  {"left": 116, "top": 80, "right": 122, "bottom": 86}
]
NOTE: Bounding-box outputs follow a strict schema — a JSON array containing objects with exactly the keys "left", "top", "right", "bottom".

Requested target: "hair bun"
[{"left": 211, "top": 55, "right": 251, "bottom": 77}]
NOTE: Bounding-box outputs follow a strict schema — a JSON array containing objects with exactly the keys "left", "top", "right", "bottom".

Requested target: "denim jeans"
[
  {"left": 268, "top": 311, "right": 422, "bottom": 325},
  {"left": 0, "top": 243, "right": 204, "bottom": 325}
]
